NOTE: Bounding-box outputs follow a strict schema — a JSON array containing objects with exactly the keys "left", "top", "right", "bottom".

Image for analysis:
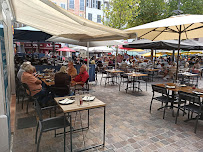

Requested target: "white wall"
[{"left": 86, "top": 7, "right": 103, "bottom": 23}]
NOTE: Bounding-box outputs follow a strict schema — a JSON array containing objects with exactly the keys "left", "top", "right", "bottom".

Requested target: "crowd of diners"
[
  {"left": 92, "top": 53, "right": 202, "bottom": 80},
  {"left": 17, "top": 61, "right": 89, "bottom": 107}
]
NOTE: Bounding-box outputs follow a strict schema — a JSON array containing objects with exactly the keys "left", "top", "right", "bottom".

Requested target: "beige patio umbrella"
[
  {"left": 128, "top": 49, "right": 145, "bottom": 52},
  {"left": 125, "top": 14, "right": 203, "bottom": 79}
]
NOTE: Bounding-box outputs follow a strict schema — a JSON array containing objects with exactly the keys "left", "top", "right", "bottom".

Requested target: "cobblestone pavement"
[{"left": 13, "top": 75, "right": 203, "bottom": 152}]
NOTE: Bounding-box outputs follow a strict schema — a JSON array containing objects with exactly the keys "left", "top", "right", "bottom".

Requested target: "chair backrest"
[
  {"left": 178, "top": 91, "right": 201, "bottom": 105},
  {"left": 35, "top": 100, "right": 43, "bottom": 121},
  {"left": 50, "top": 85, "right": 70, "bottom": 97},
  {"left": 152, "top": 85, "right": 168, "bottom": 96},
  {"left": 22, "top": 83, "right": 32, "bottom": 96}
]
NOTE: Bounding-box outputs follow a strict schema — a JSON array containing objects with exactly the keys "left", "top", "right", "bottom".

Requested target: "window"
[
  {"left": 61, "top": 3, "right": 66, "bottom": 9},
  {"left": 97, "top": 15, "right": 101, "bottom": 23},
  {"left": 86, "top": 0, "right": 89, "bottom": 7},
  {"left": 88, "top": 13, "right": 92, "bottom": 21},
  {"left": 97, "top": 1, "right": 101, "bottom": 9},
  {"left": 93, "top": 0, "right": 95, "bottom": 8},
  {"left": 69, "top": 0, "right": 74, "bottom": 9},
  {"left": 96, "top": 0, "right": 98, "bottom": 8},
  {"left": 80, "top": 0, "right": 84, "bottom": 10}
]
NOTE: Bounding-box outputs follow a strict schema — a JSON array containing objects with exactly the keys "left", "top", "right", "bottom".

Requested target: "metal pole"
[
  {"left": 87, "top": 42, "right": 90, "bottom": 74},
  {"left": 175, "top": 25, "right": 182, "bottom": 80},
  {"left": 115, "top": 45, "right": 118, "bottom": 69},
  {"left": 52, "top": 42, "right": 55, "bottom": 66},
  {"left": 178, "top": 0, "right": 181, "bottom": 10}
]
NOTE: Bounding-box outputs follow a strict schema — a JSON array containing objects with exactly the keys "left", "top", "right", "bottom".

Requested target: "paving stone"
[{"left": 12, "top": 75, "right": 203, "bottom": 152}]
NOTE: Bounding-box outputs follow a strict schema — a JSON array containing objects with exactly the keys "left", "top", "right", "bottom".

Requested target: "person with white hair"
[
  {"left": 17, "top": 61, "right": 31, "bottom": 81},
  {"left": 21, "top": 64, "right": 51, "bottom": 106},
  {"left": 71, "top": 64, "right": 89, "bottom": 86}
]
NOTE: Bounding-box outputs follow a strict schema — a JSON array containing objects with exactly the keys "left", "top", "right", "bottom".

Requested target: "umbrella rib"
[
  {"left": 139, "top": 27, "right": 159, "bottom": 38},
  {"left": 181, "top": 23, "right": 194, "bottom": 33},
  {"left": 152, "top": 27, "right": 168, "bottom": 41},
  {"left": 182, "top": 24, "right": 188, "bottom": 39},
  {"left": 184, "top": 25, "right": 203, "bottom": 32}
]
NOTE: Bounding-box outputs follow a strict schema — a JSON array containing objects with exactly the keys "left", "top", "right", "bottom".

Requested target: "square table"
[
  {"left": 54, "top": 96, "right": 106, "bottom": 152},
  {"left": 105, "top": 69, "right": 124, "bottom": 86},
  {"left": 124, "top": 73, "right": 148, "bottom": 92},
  {"left": 154, "top": 83, "right": 203, "bottom": 120}
]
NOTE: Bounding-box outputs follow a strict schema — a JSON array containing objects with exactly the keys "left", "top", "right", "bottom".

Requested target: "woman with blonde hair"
[{"left": 53, "top": 66, "right": 71, "bottom": 96}]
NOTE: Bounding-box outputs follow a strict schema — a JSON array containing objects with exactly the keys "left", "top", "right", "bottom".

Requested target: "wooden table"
[
  {"left": 124, "top": 73, "right": 148, "bottom": 92},
  {"left": 105, "top": 70, "right": 124, "bottom": 86},
  {"left": 178, "top": 72, "right": 199, "bottom": 86},
  {"left": 145, "top": 68, "right": 159, "bottom": 81},
  {"left": 54, "top": 96, "right": 106, "bottom": 152},
  {"left": 154, "top": 83, "right": 203, "bottom": 120},
  {"left": 40, "top": 78, "right": 55, "bottom": 86}
]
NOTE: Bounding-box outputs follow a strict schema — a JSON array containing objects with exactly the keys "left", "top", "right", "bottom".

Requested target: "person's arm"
[{"left": 35, "top": 79, "right": 42, "bottom": 84}]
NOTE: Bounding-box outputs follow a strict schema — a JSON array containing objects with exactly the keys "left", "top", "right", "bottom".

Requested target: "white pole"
[
  {"left": 115, "top": 45, "right": 118, "bottom": 69},
  {"left": 87, "top": 42, "right": 90, "bottom": 74}
]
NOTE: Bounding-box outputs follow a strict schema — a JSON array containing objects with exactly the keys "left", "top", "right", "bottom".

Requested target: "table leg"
[
  {"left": 69, "top": 113, "right": 73, "bottom": 152},
  {"left": 64, "top": 113, "right": 66, "bottom": 152},
  {"left": 88, "top": 110, "right": 90, "bottom": 129},
  {"left": 103, "top": 106, "right": 106, "bottom": 146}
]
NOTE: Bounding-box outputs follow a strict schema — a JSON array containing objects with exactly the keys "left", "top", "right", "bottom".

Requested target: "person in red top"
[{"left": 71, "top": 65, "right": 89, "bottom": 86}]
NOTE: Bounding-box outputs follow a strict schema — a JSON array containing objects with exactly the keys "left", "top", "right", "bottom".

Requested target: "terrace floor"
[{"left": 12, "top": 75, "right": 203, "bottom": 152}]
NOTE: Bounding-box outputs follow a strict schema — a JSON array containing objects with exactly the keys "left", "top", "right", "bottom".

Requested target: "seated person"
[
  {"left": 17, "top": 61, "right": 31, "bottom": 81},
  {"left": 67, "top": 61, "right": 77, "bottom": 79},
  {"left": 54, "top": 66, "right": 71, "bottom": 96},
  {"left": 21, "top": 64, "right": 51, "bottom": 106},
  {"left": 71, "top": 65, "right": 89, "bottom": 87},
  {"left": 159, "top": 63, "right": 168, "bottom": 79}
]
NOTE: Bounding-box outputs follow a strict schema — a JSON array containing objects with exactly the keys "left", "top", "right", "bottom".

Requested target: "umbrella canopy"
[
  {"left": 118, "top": 45, "right": 133, "bottom": 50},
  {"left": 182, "top": 39, "right": 203, "bottom": 50},
  {"left": 12, "top": 0, "right": 135, "bottom": 41},
  {"left": 124, "top": 39, "right": 195, "bottom": 50},
  {"left": 142, "top": 52, "right": 162, "bottom": 57},
  {"left": 57, "top": 46, "right": 75, "bottom": 52},
  {"left": 47, "top": 36, "right": 125, "bottom": 47},
  {"left": 128, "top": 49, "right": 145, "bottom": 52},
  {"left": 14, "top": 26, "right": 52, "bottom": 42},
  {"left": 125, "top": 14, "right": 203, "bottom": 79},
  {"left": 127, "top": 51, "right": 140, "bottom": 56},
  {"left": 125, "top": 14, "right": 203, "bottom": 41}
]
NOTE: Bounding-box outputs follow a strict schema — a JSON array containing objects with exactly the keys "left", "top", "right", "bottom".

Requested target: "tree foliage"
[
  {"left": 103, "top": 0, "right": 203, "bottom": 29},
  {"left": 167, "top": 0, "right": 203, "bottom": 16},
  {"left": 102, "top": 0, "right": 140, "bottom": 29}
]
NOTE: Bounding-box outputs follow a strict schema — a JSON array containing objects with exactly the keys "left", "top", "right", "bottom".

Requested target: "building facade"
[
  {"left": 86, "top": 0, "right": 109, "bottom": 23},
  {"left": 50, "top": 0, "right": 68, "bottom": 9}
]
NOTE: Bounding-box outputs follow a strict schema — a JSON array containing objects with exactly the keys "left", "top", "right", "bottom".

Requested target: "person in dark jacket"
[{"left": 54, "top": 66, "right": 71, "bottom": 96}]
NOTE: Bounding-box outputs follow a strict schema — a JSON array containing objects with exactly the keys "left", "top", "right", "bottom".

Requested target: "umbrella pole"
[
  {"left": 115, "top": 45, "right": 118, "bottom": 69},
  {"left": 52, "top": 42, "right": 55, "bottom": 66},
  {"left": 175, "top": 25, "right": 182, "bottom": 80},
  {"left": 87, "top": 42, "right": 90, "bottom": 74}
]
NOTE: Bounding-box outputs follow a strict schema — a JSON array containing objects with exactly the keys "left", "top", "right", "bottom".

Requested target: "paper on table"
[
  {"left": 192, "top": 91, "right": 203, "bottom": 95},
  {"left": 166, "top": 85, "right": 175, "bottom": 89},
  {"left": 59, "top": 98, "right": 75, "bottom": 104},
  {"left": 82, "top": 96, "right": 95, "bottom": 101}
]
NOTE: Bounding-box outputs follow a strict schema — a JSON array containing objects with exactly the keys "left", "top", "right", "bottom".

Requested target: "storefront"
[
  {"left": 0, "top": 0, "right": 15, "bottom": 152},
  {"left": 16, "top": 42, "right": 61, "bottom": 54}
]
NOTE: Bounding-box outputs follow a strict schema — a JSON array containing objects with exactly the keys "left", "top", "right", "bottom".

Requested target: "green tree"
[
  {"left": 102, "top": 0, "right": 140, "bottom": 29},
  {"left": 129, "top": 0, "right": 169, "bottom": 27},
  {"left": 167, "top": 0, "right": 203, "bottom": 16}
]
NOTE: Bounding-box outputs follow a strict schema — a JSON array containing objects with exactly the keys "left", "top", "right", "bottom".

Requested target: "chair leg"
[
  {"left": 35, "top": 122, "right": 39, "bottom": 144},
  {"left": 26, "top": 100, "right": 29, "bottom": 114},
  {"left": 149, "top": 98, "right": 153, "bottom": 113},
  {"left": 22, "top": 94, "right": 25, "bottom": 109},
  {"left": 163, "top": 103, "right": 168, "bottom": 119},
  {"left": 194, "top": 114, "right": 199, "bottom": 134},
  {"left": 175, "top": 106, "right": 180, "bottom": 124},
  {"left": 37, "top": 131, "right": 43, "bottom": 152}
]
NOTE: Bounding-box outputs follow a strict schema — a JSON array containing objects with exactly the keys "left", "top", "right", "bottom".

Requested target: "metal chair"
[
  {"left": 50, "top": 85, "right": 70, "bottom": 97},
  {"left": 150, "top": 85, "right": 177, "bottom": 119},
  {"left": 35, "top": 100, "right": 70, "bottom": 152},
  {"left": 74, "top": 78, "right": 90, "bottom": 94},
  {"left": 21, "top": 83, "right": 37, "bottom": 113},
  {"left": 175, "top": 91, "right": 203, "bottom": 133}
]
